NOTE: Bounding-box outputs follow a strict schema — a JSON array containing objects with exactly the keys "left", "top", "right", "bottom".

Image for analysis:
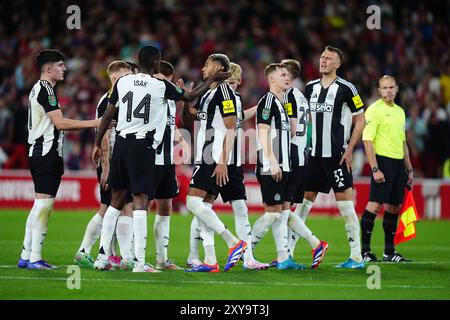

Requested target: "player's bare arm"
[
  {"left": 92, "top": 103, "right": 116, "bottom": 167},
  {"left": 340, "top": 112, "right": 365, "bottom": 172},
  {"left": 181, "top": 71, "right": 231, "bottom": 101},
  {"left": 404, "top": 141, "right": 414, "bottom": 189},
  {"left": 47, "top": 109, "right": 100, "bottom": 131},
  {"left": 258, "top": 123, "right": 282, "bottom": 182},
  {"left": 99, "top": 129, "right": 111, "bottom": 190},
  {"left": 212, "top": 115, "right": 237, "bottom": 187},
  {"left": 363, "top": 139, "right": 385, "bottom": 183},
  {"left": 244, "top": 105, "right": 257, "bottom": 120}
]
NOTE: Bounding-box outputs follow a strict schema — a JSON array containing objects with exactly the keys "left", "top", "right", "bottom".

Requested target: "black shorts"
[
  {"left": 154, "top": 164, "right": 179, "bottom": 199},
  {"left": 287, "top": 166, "right": 307, "bottom": 204},
  {"left": 189, "top": 163, "right": 220, "bottom": 197},
  {"left": 257, "top": 172, "right": 290, "bottom": 206},
  {"left": 109, "top": 134, "right": 156, "bottom": 199},
  {"left": 96, "top": 166, "right": 112, "bottom": 205},
  {"left": 219, "top": 165, "right": 247, "bottom": 203},
  {"left": 29, "top": 149, "right": 64, "bottom": 196},
  {"left": 369, "top": 155, "right": 407, "bottom": 206},
  {"left": 305, "top": 156, "right": 353, "bottom": 193}
]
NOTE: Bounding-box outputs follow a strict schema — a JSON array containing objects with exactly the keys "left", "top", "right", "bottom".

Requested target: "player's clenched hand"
[
  {"left": 212, "top": 163, "right": 229, "bottom": 187},
  {"left": 373, "top": 170, "right": 385, "bottom": 183},
  {"left": 92, "top": 145, "right": 102, "bottom": 168},
  {"left": 339, "top": 148, "right": 353, "bottom": 172}
]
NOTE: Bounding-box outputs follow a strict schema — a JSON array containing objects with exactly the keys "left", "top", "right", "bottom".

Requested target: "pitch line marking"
[{"left": 0, "top": 276, "right": 447, "bottom": 290}]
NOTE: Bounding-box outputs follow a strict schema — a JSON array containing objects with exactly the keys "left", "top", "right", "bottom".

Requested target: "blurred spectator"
[{"left": 0, "top": 0, "right": 448, "bottom": 178}]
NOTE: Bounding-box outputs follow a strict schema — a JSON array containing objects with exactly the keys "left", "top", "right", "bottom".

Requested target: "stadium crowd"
[{"left": 0, "top": 0, "right": 449, "bottom": 178}]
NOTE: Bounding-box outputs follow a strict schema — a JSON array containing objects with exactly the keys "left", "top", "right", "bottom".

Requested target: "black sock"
[
  {"left": 383, "top": 211, "right": 399, "bottom": 255},
  {"left": 361, "top": 210, "right": 377, "bottom": 254}
]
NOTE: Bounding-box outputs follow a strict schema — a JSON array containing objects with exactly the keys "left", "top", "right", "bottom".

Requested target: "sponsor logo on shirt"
[
  {"left": 222, "top": 100, "right": 235, "bottom": 114},
  {"left": 310, "top": 102, "right": 334, "bottom": 113},
  {"left": 352, "top": 95, "right": 364, "bottom": 109},
  {"left": 282, "top": 120, "right": 291, "bottom": 131},
  {"left": 284, "top": 103, "right": 293, "bottom": 116}
]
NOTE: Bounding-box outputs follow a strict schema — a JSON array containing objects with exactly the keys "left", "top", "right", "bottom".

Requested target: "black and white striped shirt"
[
  {"left": 27, "top": 80, "right": 63, "bottom": 157},
  {"left": 96, "top": 91, "right": 117, "bottom": 160},
  {"left": 227, "top": 92, "right": 244, "bottom": 167},
  {"left": 256, "top": 92, "right": 291, "bottom": 174},
  {"left": 305, "top": 77, "right": 364, "bottom": 158},
  {"left": 194, "top": 82, "right": 237, "bottom": 165},
  {"left": 283, "top": 87, "right": 309, "bottom": 167},
  {"left": 155, "top": 100, "right": 176, "bottom": 165}
]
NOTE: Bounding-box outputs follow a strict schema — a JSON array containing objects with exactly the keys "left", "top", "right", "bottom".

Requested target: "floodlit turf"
[{"left": 0, "top": 209, "right": 449, "bottom": 300}]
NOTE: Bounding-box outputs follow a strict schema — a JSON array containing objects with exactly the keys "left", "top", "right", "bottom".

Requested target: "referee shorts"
[{"left": 369, "top": 155, "right": 407, "bottom": 206}]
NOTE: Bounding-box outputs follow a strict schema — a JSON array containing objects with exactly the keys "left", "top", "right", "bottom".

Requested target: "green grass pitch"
[{"left": 0, "top": 209, "right": 449, "bottom": 300}]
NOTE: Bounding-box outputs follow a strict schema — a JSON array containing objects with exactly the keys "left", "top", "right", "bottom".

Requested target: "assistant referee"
[{"left": 360, "top": 75, "right": 414, "bottom": 263}]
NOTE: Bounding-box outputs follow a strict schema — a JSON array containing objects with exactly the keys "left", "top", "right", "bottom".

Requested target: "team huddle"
[{"left": 17, "top": 44, "right": 412, "bottom": 272}]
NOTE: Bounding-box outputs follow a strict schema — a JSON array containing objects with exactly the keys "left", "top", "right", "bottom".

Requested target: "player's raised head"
[
  {"left": 154, "top": 60, "right": 174, "bottom": 81},
  {"left": 138, "top": 45, "right": 161, "bottom": 73},
  {"left": 265, "top": 63, "right": 290, "bottom": 90},
  {"left": 202, "top": 53, "right": 230, "bottom": 79},
  {"left": 320, "top": 45, "right": 343, "bottom": 75},
  {"left": 378, "top": 75, "right": 398, "bottom": 103},
  {"left": 281, "top": 59, "right": 301, "bottom": 81},
  {"left": 36, "top": 49, "right": 66, "bottom": 81},
  {"left": 106, "top": 61, "right": 132, "bottom": 85},
  {"left": 227, "top": 62, "right": 242, "bottom": 91}
]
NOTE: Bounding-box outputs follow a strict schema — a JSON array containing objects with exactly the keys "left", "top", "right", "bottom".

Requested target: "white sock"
[
  {"left": 29, "top": 198, "right": 54, "bottom": 263},
  {"left": 133, "top": 210, "right": 147, "bottom": 264},
  {"left": 272, "top": 210, "right": 289, "bottom": 262},
  {"left": 251, "top": 212, "right": 280, "bottom": 248},
  {"left": 288, "top": 211, "right": 320, "bottom": 249},
  {"left": 338, "top": 200, "right": 362, "bottom": 263},
  {"left": 298, "top": 199, "right": 314, "bottom": 221},
  {"left": 98, "top": 206, "right": 120, "bottom": 258},
  {"left": 186, "top": 196, "right": 225, "bottom": 234},
  {"left": 110, "top": 233, "right": 118, "bottom": 257},
  {"left": 116, "top": 215, "right": 133, "bottom": 260},
  {"left": 154, "top": 215, "right": 170, "bottom": 264},
  {"left": 231, "top": 200, "right": 253, "bottom": 262},
  {"left": 188, "top": 217, "right": 201, "bottom": 262},
  {"left": 78, "top": 213, "right": 103, "bottom": 254},
  {"left": 20, "top": 210, "right": 33, "bottom": 260},
  {"left": 204, "top": 245, "right": 217, "bottom": 265}
]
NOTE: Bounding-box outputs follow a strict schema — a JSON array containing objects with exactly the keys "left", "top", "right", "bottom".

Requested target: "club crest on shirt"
[{"left": 48, "top": 95, "right": 57, "bottom": 106}]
